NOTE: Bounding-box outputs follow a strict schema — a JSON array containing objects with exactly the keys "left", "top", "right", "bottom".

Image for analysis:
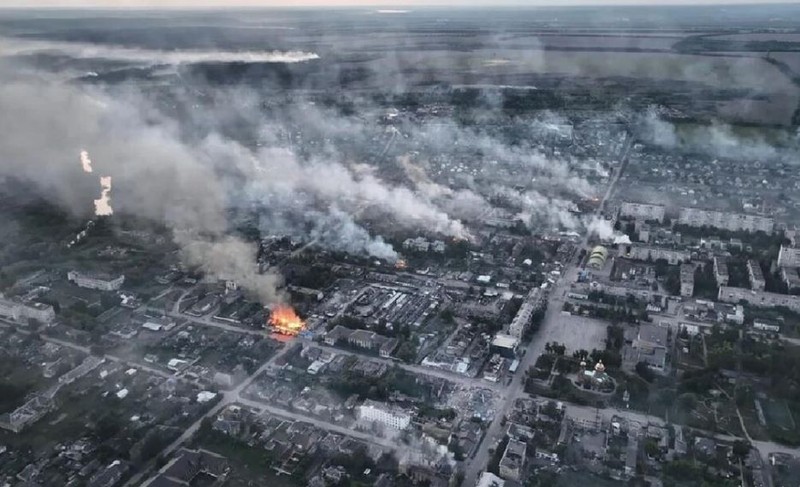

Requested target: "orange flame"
[
  {"left": 269, "top": 304, "right": 306, "bottom": 336},
  {"left": 395, "top": 259, "right": 408, "bottom": 270}
]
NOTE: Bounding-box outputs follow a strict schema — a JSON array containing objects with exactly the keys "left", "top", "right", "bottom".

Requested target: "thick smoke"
[
  {"left": 639, "top": 106, "right": 789, "bottom": 161},
  {"left": 587, "top": 217, "right": 631, "bottom": 244},
  {"left": 176, "top": 233, "right": 286, "bottom": 304}
]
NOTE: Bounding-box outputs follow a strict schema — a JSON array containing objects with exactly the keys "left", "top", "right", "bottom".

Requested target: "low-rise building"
[
  {"left": 67, "top": 270, "right": 125, "bottom": 291},
  {"left": 499, "top": 439, "right": 526, "bottom": 481},
  {"left": 358, "top": 400, "right": 411, "bottom": 430},
  {"left": 753, "top": 319, "right": 781, "bottom": 333}
]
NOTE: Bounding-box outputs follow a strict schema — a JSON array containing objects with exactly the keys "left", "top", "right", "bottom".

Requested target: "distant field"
[
  {"left": 387, "top": 50, "right": 798, "bottom": 93},
  {"left": 712, "top": 32, "right": 800, "bottom": 43}
]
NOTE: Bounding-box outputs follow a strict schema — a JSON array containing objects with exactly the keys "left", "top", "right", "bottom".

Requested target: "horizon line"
[{"left": 2, "top": 1, "right": 800, "bottom": 10}]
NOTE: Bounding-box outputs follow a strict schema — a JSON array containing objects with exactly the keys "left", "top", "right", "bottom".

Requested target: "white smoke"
[
  {"left": 94, "top": 175, "right": 113, "bottom": 216},
  {"left": 80, "top": 150, "right": 93, "bottom": 173},
  {"left": 1, "top": 37, "right": 320, "bottom": 65},
  {"left": 587, "top": 217, "right": 630, "bottom": 244}
]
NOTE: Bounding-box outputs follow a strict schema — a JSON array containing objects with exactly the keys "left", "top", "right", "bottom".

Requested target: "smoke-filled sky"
[{"left": 0, "top": 0, "right": 796, "bottom": 7}]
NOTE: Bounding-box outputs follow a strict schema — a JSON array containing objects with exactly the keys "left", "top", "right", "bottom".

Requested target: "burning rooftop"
[{"left": 269, "top": 304, "right": 306, "bottom": 337}]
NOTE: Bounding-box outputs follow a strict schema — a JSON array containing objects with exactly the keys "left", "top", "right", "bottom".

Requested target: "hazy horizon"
[{"left": 1, "top": 0, "right": 799, "bottom": 9}]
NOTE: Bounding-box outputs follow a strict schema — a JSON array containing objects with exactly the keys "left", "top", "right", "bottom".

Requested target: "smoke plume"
[{"left": 1, "top": 37, "right": 320, "bottom": 65}]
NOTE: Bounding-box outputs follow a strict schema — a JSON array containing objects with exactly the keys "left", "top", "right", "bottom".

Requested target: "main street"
[{"left": 460, "top": 134, "right": 632, "bottom": 487}]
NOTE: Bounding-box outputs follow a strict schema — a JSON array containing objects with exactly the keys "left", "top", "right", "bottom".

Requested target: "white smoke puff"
[
  {"left": 587, "top": 217, "right": 630, "bottom": 244},
  {"left": 307, "top": 207, "right": 399, "bottom": 262},
  {"left": 94, "top": 176, "right": 113, "bottom": 216},
  {"left": 80, "top": 150, "right": 93, "bottom": 173}
]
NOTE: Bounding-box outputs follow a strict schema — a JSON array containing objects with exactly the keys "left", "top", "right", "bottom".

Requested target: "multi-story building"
[
  {"left": 747, "top": 260, "right": 765, "bottom": 291},
  {"left": 498, "top": 439, "right": 527, "bottom": 481},
  {"left": 357, "top": 400, "right": 411, "bottom": 430},
  {"left": 777, "top": 245, "right": 800, "bottom": 268},
  {"left": 618, "top": 244, "right": 690, "bottom": 265},
  {"left": 713, "top": 257, "right": 729, "bottom": 286},
  {"left": 718, "top": 286, "right": 800, "bottom": 313},
  {"left": 67, "top": 270, "right": 125, "bottom": 291},
  {"left": 680, "top": 264, "right": 694, "bottom": 297},
  {"left": 619, "top": 202, "right": 666, "bottom": 223},
  {"left": 0, "top": 295, "right": 56, "bottom": 324},
  {"left": 508, "top": 287, "right": 545, "bottom": 340},
  {"left": 678, "top": 207, "right": 774, "bottom": 233}
]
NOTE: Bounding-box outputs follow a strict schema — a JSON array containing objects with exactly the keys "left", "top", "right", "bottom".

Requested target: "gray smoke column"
[
  {"left": 175, "top": 232, "right": 286, "bottom": 304},
  {"left": 0, "top": 71, "right": 287, "bottom": 304}
]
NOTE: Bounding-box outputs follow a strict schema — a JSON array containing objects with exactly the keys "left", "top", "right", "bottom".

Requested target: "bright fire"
[
  {"left": 269, "top": 305, "right": 306, "bottom": 336},
  {"left": 394, "top": 258, "right": 408, "bottom": 270}
]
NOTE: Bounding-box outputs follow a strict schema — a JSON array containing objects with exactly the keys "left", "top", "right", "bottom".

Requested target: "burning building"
[{"left": 269, "top": 304, "right": 306, "bottom": 336}]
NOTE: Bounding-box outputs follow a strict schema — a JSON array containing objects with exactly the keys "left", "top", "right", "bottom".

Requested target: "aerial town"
[{"left": 2, "top": 4, "right": 800, "bottom": 487}]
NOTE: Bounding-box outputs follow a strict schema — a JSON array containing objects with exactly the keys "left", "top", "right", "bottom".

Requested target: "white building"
[
  {"left": 476, "top": 472, "right": 505, "bottom": 487},
  {"left": 777, "top": 245, "right": 800, "bottom": 268},
  {"left": 619, "top": 202, "right": 666, "bottom": 222},
  {"left": 67, "top": 270, "right": 125, "bottom": 291},
  {"left": 357, "top": 400, "right": 411, "bottom": 430},
  {"left": 678, "top": 207, "right": 773, "bottom": 233},
  {"left": 508, "top": 288, "right": 544, "bottom": 340}
]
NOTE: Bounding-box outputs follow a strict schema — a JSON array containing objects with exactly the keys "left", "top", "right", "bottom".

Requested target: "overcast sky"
[{"left": 1, "top": 0, "right": 797, "bottom": 8}]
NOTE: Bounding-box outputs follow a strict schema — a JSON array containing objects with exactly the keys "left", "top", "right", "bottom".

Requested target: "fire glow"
[{"left": 269, "top": 305, "right": 306, "bottom": 336}]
